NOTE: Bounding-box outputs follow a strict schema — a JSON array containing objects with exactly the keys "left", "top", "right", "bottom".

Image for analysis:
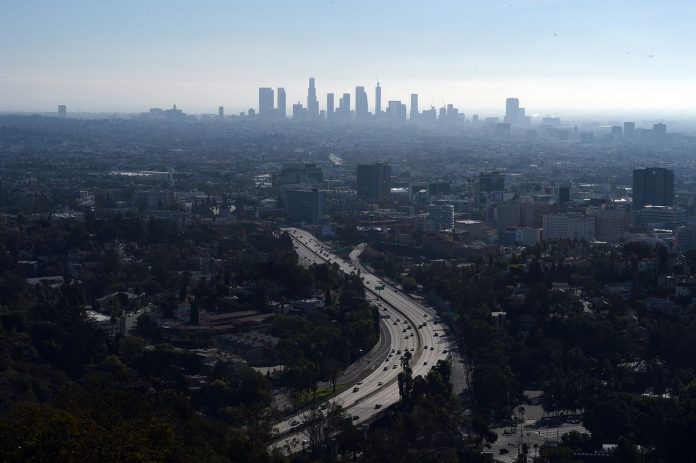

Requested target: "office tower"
[
  {"left": 592, "top": 208, "right": 626, "bottom": 243},
  {"left": 284, "top": 187, "right": 325, "bottom": 225},
  {"left": 611, "top": 126, "right": 623, "bottom": 139},
  {"left": 355, "top": 86, "right": 368, "bottom": 120},
  {"left": 292, "top": 102, "right": 305, "bottom": 120},
  {"left": 495, "top": 201, "right": 521, "bottom": 231},
  {"left": 386, "top": 101, "right": 407, "bottom": 122},
  {"left": 307, "top": 77, "right": 319, "bottom": 118},
  {"left": 58, "top": 105, "right": 67, "bottom": 118},
  {"left": 639, "top": 205, "right": 686, "bottom": 228},
  {"left": 248, "top": 108, "right": 256, "bottom": 117},
  {"left": 410, "top": 93, "right": 419, "bottom": 121},
  {"left": 624, "top": 122, "right": 635, "bottom": 139},
  {"left": 338, "top": 93, "right": 351, "bottom": 118},
  {"left": 276, "top": 163, "right": 323, "bottom": 186},
  {"left": 277, "top": 88, "right": 286, "bottom": 118},
  {"left": 428, "top": 201, "right": 455, "bottom": 231},
  {"left": 446, "top": 104, "right": 458, "bottom": 120},
  {"left": 421, "top": 107, "right": 437, "bottom": 121},
  {"left": 632, "top": 167, "right": 674, "bottom": 210},
  {"left": 218, "top": 106, "right": 224, "bottom": 118},
  {"left": 356, "top": 162, "right": 391, "bottom": 203},
  {"left": 504, "top": 97, "right": 527, "bottom": 125},
  {"left": 477, "top": 171, "right": 505, "bottom": 208},
  {"left": 543, "top": 212, "right": 595, "bottom": 241},
  {"left": 326, "top": 93, "right": 335, "bottom": 118},
  {"left": 375, "top": 82, "right": 381, "bottom": 115},
  {"left": 653, "top": 123, "right": 667, "bottom": 139},
  {"left": 479, "top": 171, "right": 505, "bottom": 193},
  {"left": 258, "top": 88, "right": 275, "bottom": 117},
  {"left": 505, "top": 98, "right": 519, "bottom": 123},
  {"left": 438, "top": 107, "right": 446, "bottom": 120},
  {"left": 675, "top": 225, "right": 696, "bottom": 252},
  {"left": 428, "top": 182, "right": 450, "bottom": 197},
  {"left": 558, "top": 185, "right": 570, "bottom": 204}
]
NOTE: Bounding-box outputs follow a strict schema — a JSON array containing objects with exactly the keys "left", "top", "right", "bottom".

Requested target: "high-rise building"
[
  {"left": 428, "top": 201, "right": 455, "bottom": 231},
  {"left": 284, "top": 187, "right": 325, "bottom": 225},
  {"left": 558, "top": 185, "right": 570, "bottom": 204},
  {"left": 428, "top": 182, "right": 450, "bottom": 197},
  {"left": 218, "top": 106, "right": 224, "bottom": 118},
  {"left": 542, "top": 212, "right": 595, "bottom": 241},
  {"left": 675, "top": 225, "right": 696, "bottom": 252},
  {"left": 505, "top": 98, "right": 519, "bottom": 123},
  {"left": 338, "top": 93, "right": 351, "bottom": 118},
  {"left": 307, "top": 77, "right": 319, "bottom": 118},
  {"left": 357, "top": 162, "right": 391, "bottom": 203},
  {"left": 504, "top": 97, "right": 527, "bottom": 125},
  {"left": 477, "top": 171, "right": 505, "bottom": 209},
  {"left": 624, "top": 122, "right": 635, "bottom": 139},
  {"left": 326, "top": 93, "right": 334, "bottom": 118},
  {"left": 58, "top": 105, "right": 67, "bottom": 118},
  {"left": 410, "top": 93, "right": 419, "bottom": 121},
  {"left": 640, "top": 205, "right": 686, "bottom": 228},
  {"left": 652, "top": 123, "right": 667, "bottom": 139},
  {"left": 258, "top": 88, "right": 275, "bottom": 117},
  {"left": 478, "top": 171, "right": 505, "bottom": 194},
  {"left": 276, "top": 163, "right": 323, "bottom": 186},
  {"left": 611, "top": 126, "right": 623, "bottom": 139},
  {"left": 495, "top": 202, "right": 522, "bottom": 231},
  {"left": 592, "top": 208, "right": 626, "bottom": 243},
  {"left": 632, "top": 167, "right": 674, "bottom": 210},
  {"left": 355, "top": 86, "right": 369, "bottom": 120},
  {"left": 375, "top": 82, "right": 381, "bottom": 115},
  {"left": 277, "top": 88, "right": 287, "bottom": 118},
  {"left": 386, "top": 101, "right": 407, "bottom": 122},
  {"left": 292, "top": 102, "right": 305, "bottom": 120}
]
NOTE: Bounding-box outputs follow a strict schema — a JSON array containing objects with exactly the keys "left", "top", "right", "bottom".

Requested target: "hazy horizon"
[{"left": 2, "top": 0, "right": 696, "bottom": 116}]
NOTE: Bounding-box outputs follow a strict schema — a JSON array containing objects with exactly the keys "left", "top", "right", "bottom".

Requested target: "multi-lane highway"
[{"left": 271, "top": 227, "right": 452, "bottom": 454}]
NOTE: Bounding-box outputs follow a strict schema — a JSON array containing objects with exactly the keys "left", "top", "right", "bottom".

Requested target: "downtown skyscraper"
[
  {"left": 258, "top": 88, "right": 275, "bottom": 118},
  {"left": 277, "top": 88, "right": 286, "bottom": 119},
  {"left": 375, "top": 82, "right": 382, "bottom": 115},
  {"left": 355, "top": 86, "right": 368, "bottom": 120},
  {"left": 307, "top": 78, "right": 319, "bottom": 119}
]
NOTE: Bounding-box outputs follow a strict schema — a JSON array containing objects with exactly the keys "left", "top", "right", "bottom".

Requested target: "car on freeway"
[
  {"left": 383, "top": 366, "right": 388, "bottom": 371},
  {"left": 357, "top": 381, "right": 363, "bottom": 385},
  {"left": 392, "top": 365, "right": 397, "bottom": 369},
  {"left": 430, "top": 347, "right": 434, "bottom": 350},
  {"left": 353, "top": 386, "right": 360, "bottom": 392},
  {"left": 352, "top": 415, "right": 359, "bottom": 421},
  {"left": 374, "top": 404, "right": 382, "bottom": 409},
  {"left": 291, "top": 420, "right": 299, "bottom": 427},
  {"left": 377, "top": 381, "right": 383, "bottom": 386},
  {"left": 442, "top": 349, "right": 448, "bottom": 353}
]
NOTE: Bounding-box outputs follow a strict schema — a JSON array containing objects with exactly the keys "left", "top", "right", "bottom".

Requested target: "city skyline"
[{"left": 3, "top": 1, "right": 696, "bottom": 115}]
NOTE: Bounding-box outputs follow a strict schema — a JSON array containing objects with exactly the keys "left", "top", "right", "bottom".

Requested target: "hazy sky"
[{"left": 2, "top": 0, "right": 696, "bottom": 116}]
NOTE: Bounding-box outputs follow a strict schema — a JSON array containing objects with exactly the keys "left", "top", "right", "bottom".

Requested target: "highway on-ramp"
[{"left": 270, "top": 228, "right": 452, "bottom": 454}]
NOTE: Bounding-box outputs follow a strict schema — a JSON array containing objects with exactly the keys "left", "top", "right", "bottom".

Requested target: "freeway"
[{"left": 270, "top": 228, "right": 452, "bottom": 454}]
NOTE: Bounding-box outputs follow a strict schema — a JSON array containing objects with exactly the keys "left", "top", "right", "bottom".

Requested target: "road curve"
[{"left": 270, "top": 228, "right": 452, "bottom": 454}]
